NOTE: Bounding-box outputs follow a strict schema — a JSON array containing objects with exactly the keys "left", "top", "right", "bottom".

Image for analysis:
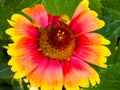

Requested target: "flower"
[{"left": 6, "top": 0, "right": 111, "bottom": 90}]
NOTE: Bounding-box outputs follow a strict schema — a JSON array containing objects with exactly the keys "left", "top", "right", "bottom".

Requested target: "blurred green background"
[{"left": 0, "top": 0, "right": 120, "bottom": 90}]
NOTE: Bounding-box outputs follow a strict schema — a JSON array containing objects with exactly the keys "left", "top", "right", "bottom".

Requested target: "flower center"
[{"left": 39, "top": 22, "right": 76, "bottom": 60}]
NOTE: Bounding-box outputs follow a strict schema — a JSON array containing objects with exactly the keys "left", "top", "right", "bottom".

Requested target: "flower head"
[{"left": 6, "top": 0, "right": 111, "bottom": 90}]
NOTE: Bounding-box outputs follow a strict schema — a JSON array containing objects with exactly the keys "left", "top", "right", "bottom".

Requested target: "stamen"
[{"left": 39, "top": 22, "right": 76, "bottom": 60}]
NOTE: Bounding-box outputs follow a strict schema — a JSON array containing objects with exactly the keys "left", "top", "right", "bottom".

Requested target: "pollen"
[{"left": 39, "top": 22, "right": 76, "bottom": 60}]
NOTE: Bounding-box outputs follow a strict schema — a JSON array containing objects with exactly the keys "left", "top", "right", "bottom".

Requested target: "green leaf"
[
  {"left": 84, "top": 64, "right": 120, "bottom": 90},
  {"left": 42, "top": 0, "right": 81, "bottom": 18},
  {"left": 97, "top": 4, "right": 120, "bottom": 64},
  {"left": 42, "top": 0, "right": 102, "bottom": 18},
  {"left": 0, "top": 63, "right": 13, "bottom": 79},
  {"left": 0, "top": 78, "right": 13, "bottom": 90},
  {"left": 102, "top": 0, "right": 120, "bottom": 12},
  {"left": 0, "top": 87, "right": 12, "bottom": 90},
  {"left": 100, "top": 0, "right": 120, "bottom": 64},
  {"left": 89, "top": 0, "right": 103, "bottom": 16}
]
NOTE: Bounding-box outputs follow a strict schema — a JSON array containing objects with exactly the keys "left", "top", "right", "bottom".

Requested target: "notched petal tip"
[
  {"left": 14, "top": 71, "right": 26, "bottom": 79},
  {"left": 105, "top": 39, "right": 111, "bottom": 45},
  {"left": 70, "top": 0, "right": 105, "bottom": 33},
  {"left": 7, "top": 14, "right": 29, "bottom": 28},
  {"left": 5, "top": 28, "right": 16, "bottom": 36},
  {"left": 7, "top": 19, "right": 15, "bottom": 27},
  {"left": 80, "top": 0, "right": 89, "bottom": 7},
  {"left": 5, "top": 28, "right": 11, "bottom": 35},
  {"left": 8, "top": 59, "right": 14, "bottom": 66},
  {"left": 97, "top": 19, "right": 105, "bottom": 30},
  {"left": 106, "top": 48, "right": 111, "bottom": 56},
  {"left": 101, "top": 38, "right": 110, "bottom": 45},
  {"left": 90, "top": 10, "right": 98, "bottom": 17},
  {"left": 11, "top": 14, "right": 23, "bottom": 21},
  {"left": 101, "top": 64, "right": 108, "bottom": 68},
  {"left": 98, "top": 34, "right": 111, "bottom": 45}
]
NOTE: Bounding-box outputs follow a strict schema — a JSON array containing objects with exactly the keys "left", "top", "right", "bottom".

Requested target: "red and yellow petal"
[
  {"left": 41, "top": 60, "right": 63, "bottom": 90},
  {"left": 9, "top": 55, "right": 39, "bottom": 78},
  {"left": 7, "top": 36, "right": 39, "bottom": 56},
  {"left": 74, "top": 32, "right": 111, "bottom": 68},
  {"left": 28, "top": 59, "right": 63, "bottom": 90},
  {"left": 7, "top": 37, "right": 41, "bottom": 78},
  {"left": 6, "top": 28, "right": 20, "bottom": 37},
  {"left": 27, "top": 57, "right": 49, "bottom": 87},
  {"left": 48, "top": 14, "right": 61, "bottom": 25},
  {"left": 6, "top": 14, "right": 40, "bottom": 38},
  {"left": 76, "top": 33, "right": 110, "bottom": 46},
  {"left": 62, "top": 56, "right": 100, "bottom": 89},
  {"left": 69, "top": 0, "right": 105, "bottom": 34},
  {"left": 74, "top": 45, "right": 111, "bottom": 68},
  {"left": 22, "top": 4, "right": 48, "bottom": 28},
  {"left": 80, "top": 33, "right": 110, "bottom": 45},
  {"left": 8, "top": 49, "right": 43, "bottom": 78}
]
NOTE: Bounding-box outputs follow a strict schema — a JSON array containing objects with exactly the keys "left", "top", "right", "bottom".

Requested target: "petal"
[
  {"left": 9, "top": 35, "right": 24, "bottom": 42},
  {"left": 65, "top": 86, "right": 80, "bottom": 90},
  {"left": 6, "top": 14, "right": 40, "bottom": 38},
  {"left": 71, "top": 0, "right": 89, "bottom": 20},
  {"left": 74, "top": 32, "right": 111, "bottom": 68},
  {"left": 71, "top": 56, "right": 100, "bottom": 86},
  {"left": 61, "top": 60, "right": 88, "bottom": 88},
  {"left": 6, "top": 28, "right": 20, "bottom": 37},
  {"left": 9, "top": 50, "right": 42, "bottom": 78},
  {"left": 89, "top": 45, "right": 111, "bottom": 57},
  {"left": 27, "top": 57, "right": 49, "bottom": 87},
  {"left": 41, "top": 60, "right": 63, "bottom": 90},
  {"left": 28, "top": 59, "right": 63, "bottom": 90},
  {"left": 76, "top": 33, "right": 110, "bottom": 46},
  {"left": 84, "top": 33, "right": 110, "bottom": 45},
  {"left": 7, "top": 36, "right": 39, "bottom": 56},
  {"left": 48, "top": 14, "right": 61, "bottom": 25},
  {"left": 69, "top": 0, "right": 105, "bottom": 34},
  {"left": 74, "top": 45, "right": 111, "bottom": 68},
  {"left": 22, "top": 4, "right": 48, "bottom": 28},
  {"left": 62, "top": 56, "right": 100, "bottom": 88},
  {"left": 8, "top": 57, "right": 21, "bottom": 72}
]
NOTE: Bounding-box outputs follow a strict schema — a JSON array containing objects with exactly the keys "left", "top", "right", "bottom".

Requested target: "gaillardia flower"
[{"left": 6, "top": 0, "right": 111, "bottom": 90}]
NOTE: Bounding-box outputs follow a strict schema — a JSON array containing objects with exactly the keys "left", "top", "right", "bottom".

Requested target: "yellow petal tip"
[
  {"left": 7, "top": 19, "right": 15, "bottom": 26},
  {"left": 80, "top": 0, "right": 89, "bottom": 7}
]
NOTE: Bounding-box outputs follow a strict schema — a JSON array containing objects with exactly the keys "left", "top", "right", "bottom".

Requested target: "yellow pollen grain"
[
  {"left": 59, "top": 36, "right": 63, "bottom": 40},
  {"left": 57, "top": 30, "right": 65, "bottom": 41}
]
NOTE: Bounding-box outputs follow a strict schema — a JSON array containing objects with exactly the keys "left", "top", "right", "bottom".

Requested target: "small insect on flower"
[{"left": 6, "top": 0, "right": 111, "bottom": 90}]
